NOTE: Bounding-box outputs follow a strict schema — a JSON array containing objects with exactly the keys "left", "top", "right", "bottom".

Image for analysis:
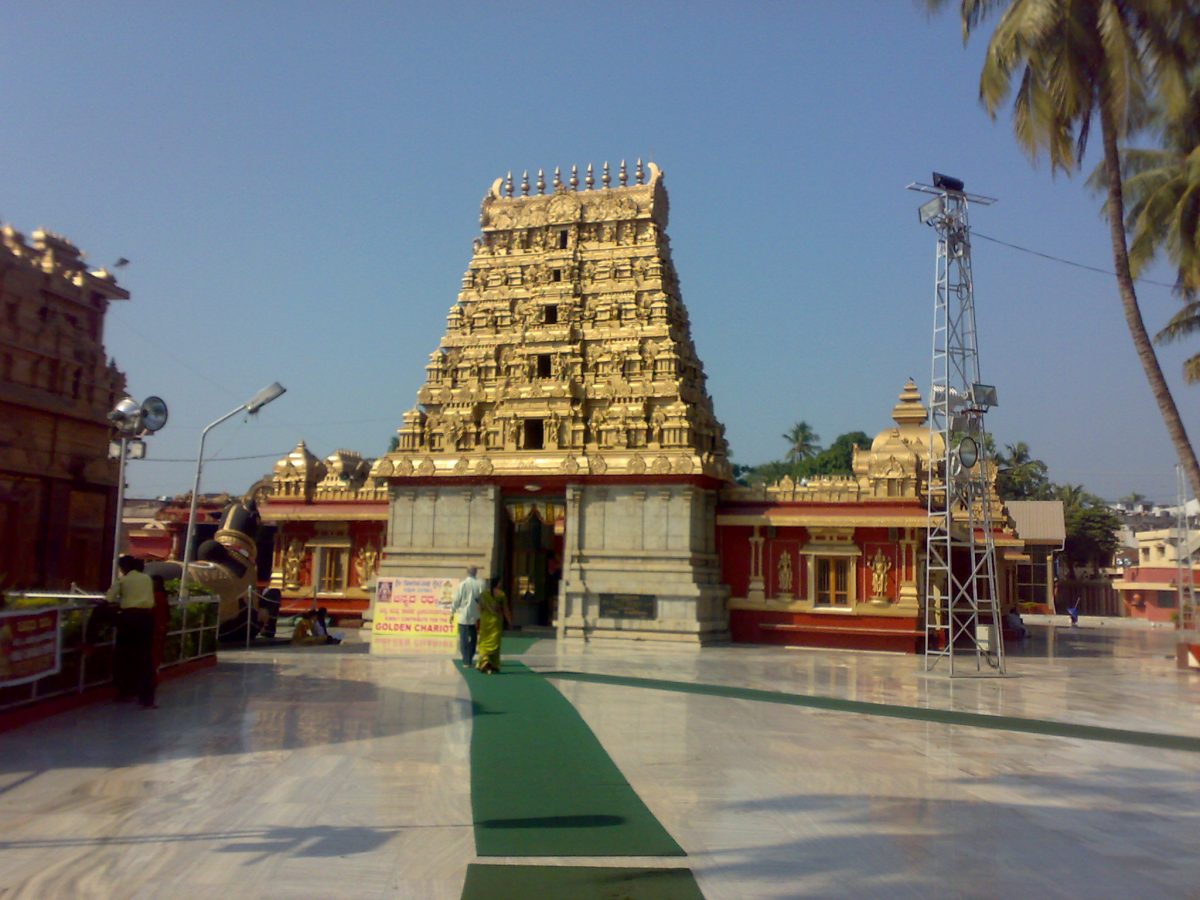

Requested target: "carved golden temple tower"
[{"left": 372, "top": 161, "right": 732, "bottom": 643}]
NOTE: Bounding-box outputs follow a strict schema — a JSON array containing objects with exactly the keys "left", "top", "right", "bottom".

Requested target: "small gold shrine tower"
[{"left": 372, "top": 161, "right": 732, "bottom": 643}]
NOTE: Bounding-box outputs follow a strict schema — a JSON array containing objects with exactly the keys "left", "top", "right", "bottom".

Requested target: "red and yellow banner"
[
  {"left": 0, "top": 607, "right": 62, "bottom": 687},
  {"left": 370, "top": 577, "right": 456, "bottom": 656}
]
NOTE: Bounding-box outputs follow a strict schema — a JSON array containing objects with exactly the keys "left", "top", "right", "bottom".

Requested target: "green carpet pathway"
[
  {"left": 542, "top": 669, "right": 1200, "bottom": 753},
  {"left": 462, "top": 661, "right": 685, "bottom": 857},
  {"left": 457, "top": 656, "right": 701, "bottom": 899}
]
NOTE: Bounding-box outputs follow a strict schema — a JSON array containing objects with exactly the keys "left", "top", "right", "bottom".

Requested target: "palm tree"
[
  {"left": 1156, "top": 298, "right": 1200, "bottom": 382},
  {"left": 997, "top": 441, "right": 1050, "bottom": 499},
  {"left": 928, "top": 0, "right": 1200, "bottom": 499},
  {"left": 1096, "top": 65, "right": 1200, "bottom": 384},
  {"left": 1053, "top": 483, "right": 1090, "bottom": 517},
  {"left": 782, "top": 421, "right": 820, "bottom": 465}
]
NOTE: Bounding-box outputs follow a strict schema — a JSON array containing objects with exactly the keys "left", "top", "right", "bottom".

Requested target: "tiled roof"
[{"left": 1006, "top": 500, "right": 1066, "bottom": 545}]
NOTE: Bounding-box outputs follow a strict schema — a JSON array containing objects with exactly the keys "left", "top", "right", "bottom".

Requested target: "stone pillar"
[
  {"left": 747, "top": 525, "right": 765, "bottom": 602},
  {"left": 897, "top": 527, "right": 920, "bottom": 611},
  {"left": 379, "top": 484, "right": 500, "bottom": 582},
  {"left": 559, "top": 481, "right": 729, "bottom": 645}
]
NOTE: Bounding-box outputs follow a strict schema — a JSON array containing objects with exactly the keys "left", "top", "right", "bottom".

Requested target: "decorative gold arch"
[{"left": 504, "top": 500, "right": 565, "bottom": 526}]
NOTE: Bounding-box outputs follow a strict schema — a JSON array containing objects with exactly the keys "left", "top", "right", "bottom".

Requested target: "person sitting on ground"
[
  {"left": 291, "top": 610, "right": 323, "bottom": 646},
  {"left": 1003, "top": 609, "right": 1028, "bottom": 640},
  {"left": 313, "top": 607, "right": 341, "bottom": 645}
]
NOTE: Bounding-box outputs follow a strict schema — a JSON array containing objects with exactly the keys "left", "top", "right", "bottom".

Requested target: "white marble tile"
[{"left": 1, "top": 627, "right": 1197, "bottom": 898}]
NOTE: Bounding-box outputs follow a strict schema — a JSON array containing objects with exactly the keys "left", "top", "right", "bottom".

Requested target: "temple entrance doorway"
[{"left": 502, "top": 497, "right": 565, "bottom": 628}]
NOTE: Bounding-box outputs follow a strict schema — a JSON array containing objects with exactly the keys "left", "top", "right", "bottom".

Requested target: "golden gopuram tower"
[{"left": 371, "top": 161, "right": 733, "bottom": 644}]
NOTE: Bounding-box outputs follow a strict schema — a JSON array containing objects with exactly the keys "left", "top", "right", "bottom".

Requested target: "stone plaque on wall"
[{"left": 598, "top": 593, "right": 657, "bottom": 620}]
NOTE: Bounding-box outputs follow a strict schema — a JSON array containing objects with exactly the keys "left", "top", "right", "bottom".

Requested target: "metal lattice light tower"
[
  {"left": 1174, "top": 465, "right": 1197, "bottom": 667},
  {"left": 909, "top": 173, "right": 1005, "bottom": 676}
]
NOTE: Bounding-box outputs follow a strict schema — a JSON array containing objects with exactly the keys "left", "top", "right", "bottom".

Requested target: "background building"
[
  {"left": 259, "top": 442, "right": 386, "bottom": 620},
  {"left": 1112, "top": 528, "right": 1200, "bottom": 622},
  {"left": 0, "top": 224, "right": 129, "bottom": 590}
]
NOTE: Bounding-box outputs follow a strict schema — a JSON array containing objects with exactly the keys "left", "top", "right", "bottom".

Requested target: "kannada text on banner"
[
  {"left": 0, "top": 607, "right": 62, "bottom": 687},
  {"left": 371, "top": 576, "right": 457, "bottom": 656}
]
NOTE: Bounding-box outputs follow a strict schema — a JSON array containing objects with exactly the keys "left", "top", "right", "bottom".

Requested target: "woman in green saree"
[{"left": 475, "top": 576, "right": 511, "bottom": 674}]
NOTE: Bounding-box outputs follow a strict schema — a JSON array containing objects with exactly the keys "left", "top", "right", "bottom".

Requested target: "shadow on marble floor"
[
  {"left": 0, "top": 822, "right": 445, "bottom": 860},
  {"left": 0, "top": 660, "right": 473, "bottom": 776},
  {"left": 695, "top": 790, "right": 1192, "bottom": 896}
]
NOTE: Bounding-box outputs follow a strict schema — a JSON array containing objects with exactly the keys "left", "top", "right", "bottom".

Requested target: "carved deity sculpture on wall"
[
  {"left": 354, "top": 543, "right": 379, "bottom": 585},
  {"left": 777, "top": 550, "right": 793, "bottom": 595},
  {"left": 284, "top": 539, "right": 304, "bottom": 588},
  {"left": 651, "top": 408, "right": 666, "bottom": 445},
  {"left": 870, "top": 550, "right": 892, "bottom": 598}
]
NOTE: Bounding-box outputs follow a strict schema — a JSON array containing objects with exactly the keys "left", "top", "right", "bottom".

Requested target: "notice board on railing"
[
  {"left": 0, "top": 607, "right": 61, "bottom": 687},
  {"left": 370, "top": 577, "right": 456, "bottom": 656}
]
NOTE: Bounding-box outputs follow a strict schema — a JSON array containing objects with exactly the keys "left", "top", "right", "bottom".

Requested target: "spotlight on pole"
[
  {"left": 932, "top": 171, "right": 965, "bottom": 193},
  {"left": 109, "top": 394, "right": 168, "bottom": 582}
]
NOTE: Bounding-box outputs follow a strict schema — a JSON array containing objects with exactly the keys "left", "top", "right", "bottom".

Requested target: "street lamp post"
[{"left": 178, "top": 383, "right": 286, "bottom": 604}]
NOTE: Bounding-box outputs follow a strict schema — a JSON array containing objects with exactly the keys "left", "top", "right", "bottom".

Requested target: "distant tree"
[
  {"left": 731, "top": 462, "right": 756, "bottom": 486},
  {"left": 995, "top": 442, "right": 1051, "bottom": 500},
  {"left": 796, "top": 432, "right": 872, "bottom": 479},
  {"left": 1061, "top": 503, "right": 1122, "bottom": 575},
  {"left": 1119, "top": 491, "right": 1148, "bottom": 509},
  {"left": 782, "top": 421, "right": 820, "bottom": 465},
  {"left": 388, "top": 435, "right": 399, "bottom": 452},
  {"left": 1044, "top": 482, "right": 1119, "bottom": 576},
  {"left": 1053, "top": 483, "right": 1094, "bottom": 516},
  {"left": 743, "top": 459, "right": 795, "bottom": 487}
]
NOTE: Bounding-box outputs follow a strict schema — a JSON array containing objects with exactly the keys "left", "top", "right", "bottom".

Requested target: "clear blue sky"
[{"left": 4, "top": 2, "right": 1196, "bottom": 504}]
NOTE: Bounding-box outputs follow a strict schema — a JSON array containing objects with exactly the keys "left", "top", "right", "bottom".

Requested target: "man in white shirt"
[
  {"left": 450, "top": 565, "right": 484, "bottom": 666},
  {"left": 105, "top": 554, "right": 158, "bottom": 707}
]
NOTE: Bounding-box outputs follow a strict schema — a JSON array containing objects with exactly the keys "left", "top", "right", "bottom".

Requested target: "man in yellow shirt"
[{"left": 105, "top": 555, "right": 158, "bottom": 708}]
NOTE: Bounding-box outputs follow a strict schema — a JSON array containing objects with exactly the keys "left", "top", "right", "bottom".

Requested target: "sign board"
[
  {"left": 370, "top": 576, "right": 457, "bottom": 656},
  {"left": 0, "top": 607, "right": 62, "bottom": 687},
  {"left": 598, "top": 593, "right": 657, "bottom": 620}
]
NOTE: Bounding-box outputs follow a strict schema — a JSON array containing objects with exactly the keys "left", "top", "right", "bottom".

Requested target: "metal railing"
[{"left": 0, "top": 592, "right": 221, "bottom": 713}]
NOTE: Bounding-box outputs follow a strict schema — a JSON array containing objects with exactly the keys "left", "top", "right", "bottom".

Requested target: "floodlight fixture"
[
  {"left": 971, "top": 383, "right": 998, "bottom": 410},
  {"left": 140, "top": 396, "right": 169, "bottom": 432},
  {"left": 932, "top": 172, "right": 965, "bottom": 193},
  {"left": 931, "top": 384, "right": 967, "bottom": 412},
  {"left": 918, "top": 196, "right": 944, "bottom": 226},
  {"left": 957, "top": 436, "right": 979, "bottom": 469},
  {"left": 107, "top": 396, "right": 143, "bottom": 433}
]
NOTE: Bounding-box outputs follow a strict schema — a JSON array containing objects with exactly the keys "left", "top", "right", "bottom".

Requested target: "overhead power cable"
[
  {"left": 138, "top": 452, "right": 286, "bottom": 463},
  {"left": 973, "top": 231, "right": 1177, "bottom": 289}
]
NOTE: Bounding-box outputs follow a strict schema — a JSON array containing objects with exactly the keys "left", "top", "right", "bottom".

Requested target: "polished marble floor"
[{"left": 1, "top": 625, "right": 1197, "bottom": 898}]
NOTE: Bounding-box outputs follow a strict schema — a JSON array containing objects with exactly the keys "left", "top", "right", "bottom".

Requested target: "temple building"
[
  {"left": 0, "top": 224, "right": 129, "bottom": 590},
  {"left": 258, "top": 442, "right": 387, "bottom": 619},
  {"left": 256, "top": 163, "right": 1054, "bottom": 649},
  {"left": 715, "top": 380, "right": 1058, "bottom": 651},
  {"left": 366, "top": 161, "right": 731, "bottom": 643}
]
